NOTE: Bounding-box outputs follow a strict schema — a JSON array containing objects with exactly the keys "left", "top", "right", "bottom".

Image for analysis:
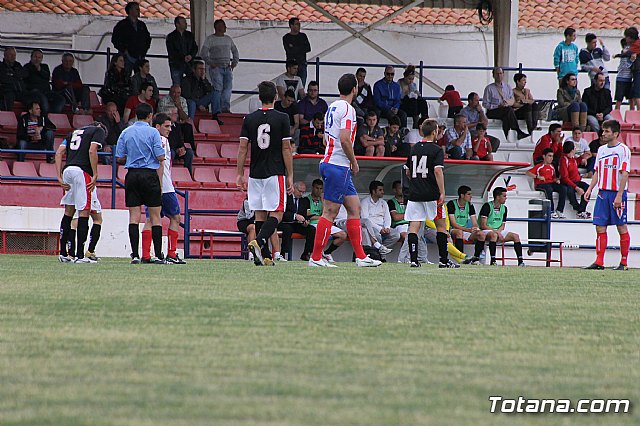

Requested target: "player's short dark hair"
[
  {"left": 125, "top": 1, "right": 139, "bottom": 14},
  {"left": 572, "top": 126, "right": 582, "bottom": 133},
  {"left": 542, "top": 148, "right": 554, "bottom": 156},
  {"left": 564, "top": 27, "right": 576, "bottom": 37},
  {"left": 457, "top": 185, "right": 471, "bottom": 196},
  {"left": 135, "top": 103, "right": 153, "bottom": 120},
  {"left": 388, "top": 115, "right": 401, "bottom": 127},
  {"left": 548, "top": 123, "right": 562, "bottom": 133},
  {"left": 258, "top": 81, "right": 277, "bottom": 104},
  {"left": 284, "top": 89, "right": 295, "bottom": 99},
  {"left": 369, "top": 180, "right": 384, "bottom": 194},
  {"left": 366, "top": 110, "right": 377, "bottom": 119},
  {"left": 337, "top": 74, "right": 357, "bottom": 95},
  {"left": 602, "top": 119, "right": 621, "bottom": 134},
  {"left": 312, "top": 178, "right": 323, "bottom": 187},
  {"left": 312, "top": 111, "right": 324, "bottom": 121},
  {"left": 174, "top": 16, "right": 185, "bottom": 26},
  {"left": 286, "top": 59, "right": 298, "bottom": 69},
  {"left": 92, "top": 121, "right": 109, "bottom": 138},
  {"left": 392, "top": 180, "right": 401, "bottom": 189},
  {"left": 288, "top": 17, "right": 299, "bottom": 27},
  {"left": 476, "top": 123, "right": 486, "bottom": 131},
  {"left": 356, "top": 67, "right": 366, "bottom": 75},
  {"left": 152, "top": 112, "right": 171, "bottom": 127},
  {"left": 563, "top": 141, "right": 575, "bottom": 154},
  {"left": 140, "top": 82, "right": 153, "bottom": 94},
  {"left": 420, "top": 119, "right": 438, "bottom": 139},
  {"left": 445, "top": 84, "right": 455, "bottom": 91},
  {"left": 213, "top": 19, "right": 225, "bottom": 29},
  {"left": 624, "top": 27, "right": 639, "bottom": 41},
  {"left": 62, "top": 52, "right": 74, "bottom": 60},
  {"left": 513, "top": 73, "right": 526, "bottom": 84},
  {"left": 585, "top": 33, "right": 597, "bottom": 43},
  {"left": 467, "top": 92, "right": 478, "bottom": 103},
  {"left": 308, "top": 80, "right": 319, "bottom": 89},
  {"left": 493, "top": 187, "right": 507, "bottom": 198}
]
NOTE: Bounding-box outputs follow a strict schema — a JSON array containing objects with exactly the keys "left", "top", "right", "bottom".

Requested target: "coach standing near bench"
[{"left": 116, "top": 103, "right": 166, "bottom": 263}]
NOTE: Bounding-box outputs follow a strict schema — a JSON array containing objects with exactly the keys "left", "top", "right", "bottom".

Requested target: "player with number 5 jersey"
[
  {"left": 55, "top": 122, "right": 105, "bottom": 263},
  {"left": 308, "top": 73, "right": 382, "bottom": 268},
  {"left": 237, "top": 81, "right": 293, "bottom": 266},
  {"left": 404, "top": 119, "right": 458, "bottom": 268}
]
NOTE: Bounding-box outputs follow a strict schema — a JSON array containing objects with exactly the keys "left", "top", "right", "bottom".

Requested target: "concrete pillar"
[
  {"left": 190, "top": 0, "right": 215, "bottom": 53},
  {"left": 493, "top": 0, "right": 519, "bottom": 69}
]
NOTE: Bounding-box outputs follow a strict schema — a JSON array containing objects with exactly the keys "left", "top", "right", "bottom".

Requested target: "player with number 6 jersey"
[
  {"left": 404, "top": 119, "right": 458, "bottom": 268},
  {"left": 55, "top": 123, "right": 105, "bottom": 263},
  {"left": 237, "top": 81, "right": 293, "bottom": 266}
]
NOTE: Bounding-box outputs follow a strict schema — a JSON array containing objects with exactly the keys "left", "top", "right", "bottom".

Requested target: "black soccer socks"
[
  {"left": 76, "top": 216, "right": 90, "bottom": 259},
  {"left": 257, "top": 216, "right": 279, "bottom": 259},
  {"left": 129, "top": 223, "right": 140, "bottom": 258},
  {"left": 436, "top": 232, "right": 448, "bottom": 264},
  {"left": 152, "top": 225, "right": 163, "bottom": 259},
  {"left": 59, "top": 215, "right": 73, "bottom": 256},
  {"left": 408, "top": 232, "right": 419, "bottom": 264},
  {"left": 88, "top": 224, "right": 101, "bottom": 253},
  {"left": 474, "top": 239, "right": 485, "bottom": 258}
]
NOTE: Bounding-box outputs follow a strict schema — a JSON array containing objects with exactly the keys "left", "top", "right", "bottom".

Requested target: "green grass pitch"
[{"left": 0, "top": 255, "right": 638, "bottom": 425}]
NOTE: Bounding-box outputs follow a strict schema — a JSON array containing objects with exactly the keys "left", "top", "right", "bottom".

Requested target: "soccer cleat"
[
  {"left": 355, "top": 255, "right": 382, "bottom": 267},
  {"left": 584, "top": 263, "right": 605, "bottom": 270},
  {"left": 439, "top": 259, "right": 460, "bottom": 268},
  {"left": 463, "top": 256, "right": 479, "bottom": 265},
  {"left": 550, "top": 212, "right": 560, "bottom": 219},
  {"left": 85, "top": 251, "right": 99, "bottom": 261},
  {"left": 248, "top": 240, "right": 264, "bottom": 266},
  {"left": 263, "top": 258, "right": 276, "bottom": 266},
  {"left": 130, "top": 256, "right": 141, "bottom": 264},
  {"left": 377, "top": 245, "right": 393, "bottom": 255},
  {"left": 141, "top": 257, "right": 152, "bottom": 264},
  {"left": 274, "top": 254, "right": 288, "bottom": 262},
  {"left": 74, "top": 257, "right": 97, "bottom": 264},
  {"left": 166, "top": 255, "right": 186, "bottom": 264},
  {"left": 555, "top": 210, "right": 566, "bottom": 219},
  {"left": 612, "top": 263, "right": 628, "bottom": 271},
  {"left": 322, "top": 253, "right": 335, "bottom": 263},
  {"left": 409, "top": 261, "right": 421, "bottom": 268},
  {"left": 153, "top": 257, "right": 168, "bottom": 264},
  {"left": 489, "top": 260, "right": 498, "bottom": 266},
  {"left": 309, "top": 257, "right": 337, "bottom": 267},
  {"left": 59, "top": 254, "right": 73, "bottom": 263},
  {"left": 518, "top": 261, "right": 526, "bottom": 267}
]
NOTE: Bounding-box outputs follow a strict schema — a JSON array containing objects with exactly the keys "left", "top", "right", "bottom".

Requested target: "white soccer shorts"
[
  {"left": 404, "top": 200, "right": 445, "bottom": 222},
  {"left": 60, "top": 166, "right": 99, "bottom": 212},
  {"left": 481, "top": 229, "right": 509, "bottom": 239},
  {"left": 248, "top": 175, "right": 286, "bottom": 212}
]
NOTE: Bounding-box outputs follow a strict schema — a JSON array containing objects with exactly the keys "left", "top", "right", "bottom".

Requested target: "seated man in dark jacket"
[
  {"left": 167, "top": 107, "right": 194, "bottom": 176},
  {"left": 278, "top": 180, "right": 316, "bottom": 261},
  {"left": 51, "top": 53, "right": 91, "bottom": 113},
  {"left": 181, "top": 60, "right": 216, "bottom": 121},
  {"left": 0, "top": 47, "right": 28, "bottom": 111},
  {"left": 16, "top": 100, "right": 56, "bottom": 162},
  {"left": 23, "top": 49, "right": 65, "bottom": 115},
  {"left": 582, "top": 72, "right": 613, "bottom": 132},
  {"left": 95, "top": 102, "right": 126, "bottom": 164}
]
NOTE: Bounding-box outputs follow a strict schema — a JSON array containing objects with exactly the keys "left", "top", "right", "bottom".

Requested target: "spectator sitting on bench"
[
  {"left": 355, "top": 110, "right": 384, "bottom": 156},
  {"left": 482, "top": 67, "right": 529, "bottom": 140},
  {"left": 278, "top": 180, "right": 316, "bottom": 261},
  {"left": 16, "top": 100, "right": 55, "bottom": 162},
  {"left": 123, "top": 82, "right": 156, "bottom": 123},
  {"left": 532, "top": 123, "right": 563, "bottom": 165},
  {"left": 554, "top": 72, "right": 587, "bottom": 129},
  {"left": 447, "top": 185, "right": 487, "bottom": 265},
  {"left": 471, "top": 123, "right": 493, "bottom": 161},
  {"left": 565, "top": 126, "right": 591, "bottom": 167},
  {"left": 560, "top": 141, "right": 591, "bottom": 219},
  {"left": 298, "top": 111, "right": 325, "bottom": 154},
  {"left": 445, "top": 114, "right": 472, "bottom": 159},
  {"left": 439, "top": 84, "right": 463, "bottom": 118},
  {"left": 479, "top": 186, "right": 525, "bottom": 266},
  {"left": 527, "top": 148, "right": 567, "bottom": 219},
  {"left": 383, "top": 115, "right": 410, "bottom": 157}
]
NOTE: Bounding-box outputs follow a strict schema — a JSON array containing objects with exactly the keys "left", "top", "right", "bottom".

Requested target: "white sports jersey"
[
  {"left": 322, "top": 99, "right": 357, "bottom": 167},
  {"left": 161, "top": 135, "right": 175, "bottom": 193},
  {"left": 595, "top": 142, "right": 631, "bottom": 191}
]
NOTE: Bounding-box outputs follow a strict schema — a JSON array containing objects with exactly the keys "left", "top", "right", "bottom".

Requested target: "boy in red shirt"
[
  {"left": 532, "top": 123, "right": 563, "bottom": 164},
  {"left": 560, "top": 141, "right": 591, "bottom": 219},
  {"left": 439, "top": 84, "right": 464, "bottom": 118},
  {"left": 471, "top": 123, "right": 493, "bottom": 161},
  {"left": 527, "top": 148, "right": 567, "bottom": 218}
]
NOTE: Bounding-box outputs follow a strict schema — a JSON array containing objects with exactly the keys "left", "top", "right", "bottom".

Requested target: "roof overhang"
[{"left": 308, "top": 0, "right": 479, "bottom": 7}]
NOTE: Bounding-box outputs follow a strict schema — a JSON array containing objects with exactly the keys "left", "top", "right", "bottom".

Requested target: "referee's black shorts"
[{"left": 125, "top": 168, "right": 162, "bottom": 208}]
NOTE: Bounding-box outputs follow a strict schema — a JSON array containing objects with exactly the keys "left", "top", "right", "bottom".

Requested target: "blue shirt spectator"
[
  {"left": 115, "top": 121, "right": 164, "bottom": 169},
  {"left": 373, "top": 68, "right": 401, "bottom": 113},
  {"left": 553, "top": 27, "right": 580, "bottom": 81}
]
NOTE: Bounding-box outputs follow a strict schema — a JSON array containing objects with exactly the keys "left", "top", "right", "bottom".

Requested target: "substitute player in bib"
[
  {"left": 116, "top": 103, "right": 166, "bottom": 264},
  {"left": 56, "top": 122, "right": 105, "bottom": 263},
  {"left": 237, "top": 81, "right": 293, "bottom": 266},
  {"left": 405, "top": 119, "right": 459, "bottom": 268},
  {"left": 309, "top": 74, "right": 381, "bottom": 267},
  {"left": 140, "top": 113, "right": 187, "bottom": 264},
  {"left": 584, "top": 120, "right": 631, "bottom": 270}
]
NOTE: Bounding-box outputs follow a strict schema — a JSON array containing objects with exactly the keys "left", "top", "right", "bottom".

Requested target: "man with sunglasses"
[{"left": 373, "top": 66, "right": 407, "bottom": 128}]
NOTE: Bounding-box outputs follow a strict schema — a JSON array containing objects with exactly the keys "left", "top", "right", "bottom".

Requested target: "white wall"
[{"left": 1, "top": 11, "right": 628, "bottom": 112}]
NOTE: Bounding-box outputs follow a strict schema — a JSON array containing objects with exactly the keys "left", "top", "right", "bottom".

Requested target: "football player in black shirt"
[
  {"left": 55, "top": 123, "right": 105, "bottom": 263},
  {"left": 404, "top": 119, "right": 459, "bottom": 268},
  {"left": 237, "top": 81, "right": 293, "bottom": 265}
]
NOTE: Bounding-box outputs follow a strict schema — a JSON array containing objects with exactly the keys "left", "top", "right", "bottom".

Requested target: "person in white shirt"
[
  {"left": 565, "top": 126, "right": 592, "bottom": 167},
  {"left": 275, "top": 59, "right": 305, "bottom": 101},
  {"left": 361, "top": 180, "right": 401, "bottom": 257}
]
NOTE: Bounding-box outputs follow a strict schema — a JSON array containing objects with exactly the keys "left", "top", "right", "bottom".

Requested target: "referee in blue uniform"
[{"left": 116, "top": 103, "right": 166, "bottom": 263}]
